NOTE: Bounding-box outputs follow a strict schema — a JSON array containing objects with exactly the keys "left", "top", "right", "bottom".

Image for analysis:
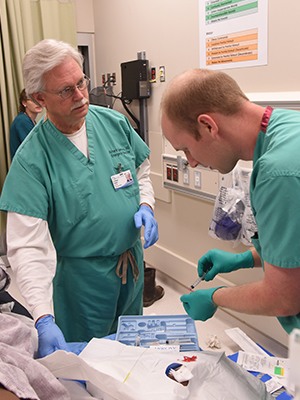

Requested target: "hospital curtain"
[{"left": 0, "top": 0, "right": 77, "bottom": 234}]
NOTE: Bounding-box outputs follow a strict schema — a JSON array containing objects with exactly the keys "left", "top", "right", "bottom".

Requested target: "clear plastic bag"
[{"left": 209, "top": 164, "right": 257, "bottom": 247}]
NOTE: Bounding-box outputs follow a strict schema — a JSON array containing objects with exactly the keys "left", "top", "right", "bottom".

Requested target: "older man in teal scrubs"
[{"left": 0, "top": 39, "right": 158, "bottom": 357}]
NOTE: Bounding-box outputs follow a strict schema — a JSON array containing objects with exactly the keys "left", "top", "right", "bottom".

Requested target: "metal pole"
[
  {"left": 137, "top": 51, "right": 149, "bottom": 145},
  {"left": 139, "top": 98, "right": 149, "bottom": 145}
]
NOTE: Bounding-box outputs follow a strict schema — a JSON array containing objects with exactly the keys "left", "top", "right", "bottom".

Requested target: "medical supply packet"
[
  {"left": 116, "top": 314, "right": 200, "bottom": 352},
  {"left": 237, "top": 351, "right": 290, "bottom": 379},
  {"left": 226, "top": 327, "right": 292, "bottom": 396},
  {"left": 225, "top": 327, "right": 267, "bottom": 355}
]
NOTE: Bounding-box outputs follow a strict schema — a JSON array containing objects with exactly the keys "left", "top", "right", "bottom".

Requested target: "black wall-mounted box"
[{"left": 121, "top": 59, "right": 151, "bottom": 100}]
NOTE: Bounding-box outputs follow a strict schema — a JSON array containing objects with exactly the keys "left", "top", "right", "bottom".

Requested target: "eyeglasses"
[{"left": 45, "top": 75, "right": 90, "bottom": 99}]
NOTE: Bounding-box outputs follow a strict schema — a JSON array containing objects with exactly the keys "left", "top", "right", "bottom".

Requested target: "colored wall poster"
[{"left": 199, "top": 0, "right": 268, "bottom": 69}]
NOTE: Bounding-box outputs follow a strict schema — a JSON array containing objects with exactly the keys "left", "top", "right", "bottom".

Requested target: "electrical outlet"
[
  {"left": 160, "top": 66, "right": 165, "bottom": 82},
  {"left": 112, "top": 72, "right": 116, "bottom": 85},
  {"left": 172, "top": 166, "right": 178, "bottom": 182},
  {"left": 166, "top": 164, "right": 172, "bottom": 180},
  {"left": 183, "top": 168, "right": 189, "bottom": 185},
  {"left": 101, "top": 73, "right": 106, "bottom": 86},
  {"left": 194, "top": 170, "right": 201, "bottom": 188},
  {"left": 107, "top": 73, "right": 111, "bottom": 86},
  {"left": 151, "top": 66, "right": 156, "bottom": 82}
]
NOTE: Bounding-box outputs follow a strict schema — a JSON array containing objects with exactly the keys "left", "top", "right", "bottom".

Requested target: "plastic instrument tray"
[{"left": 116, "top": 314, "right": 200, "bottom": 352}]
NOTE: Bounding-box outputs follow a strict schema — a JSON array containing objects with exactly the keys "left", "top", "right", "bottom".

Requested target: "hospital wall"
[{"left": 74, "top": 0, "right": 300, "bottom": 348}]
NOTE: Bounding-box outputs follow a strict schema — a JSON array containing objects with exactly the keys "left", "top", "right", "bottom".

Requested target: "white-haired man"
[{"left": 0, "top": 39, "right": 158, "bottom": 357}]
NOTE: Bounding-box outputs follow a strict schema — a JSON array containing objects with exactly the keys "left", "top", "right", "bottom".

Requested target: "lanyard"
[{"left": 261, "top": 106, "right": 274, "bottom": 133}]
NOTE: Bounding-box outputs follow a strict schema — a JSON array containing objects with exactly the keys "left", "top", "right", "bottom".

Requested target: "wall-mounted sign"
[{"left": 199, "top": 0, "right": 268, "bottom": 70}]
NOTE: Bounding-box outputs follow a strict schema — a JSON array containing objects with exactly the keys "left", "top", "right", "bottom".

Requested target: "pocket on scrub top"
[
  {"left": 118, "top": 163, "right": 139, "bottom": 199},
  {"left": 53, "top": 179, "right": 88, "bottom": 227},
  {"left": 123, "top": 183, "right": 139, "bottom": 199}
]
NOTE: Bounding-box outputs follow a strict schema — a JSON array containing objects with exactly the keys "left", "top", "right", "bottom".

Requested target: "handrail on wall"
[{"left": 246, "top": 92, "right": 300, "bottom": 109}]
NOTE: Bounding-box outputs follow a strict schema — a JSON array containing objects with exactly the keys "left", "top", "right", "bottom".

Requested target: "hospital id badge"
[{"left": 111, "top": 170, "right": 134, "bottom": 190}]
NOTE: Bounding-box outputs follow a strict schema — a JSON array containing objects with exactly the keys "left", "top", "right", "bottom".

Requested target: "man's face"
[
  {"left": 34, "top": 58, "right": 89, "bottom": 133},
  {"left": 161, "top": 112, "right": 237, "bottom": 174}
]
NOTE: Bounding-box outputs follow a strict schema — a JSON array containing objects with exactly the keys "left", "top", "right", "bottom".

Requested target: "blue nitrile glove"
[
  {"left": 180, "top": 287, "right": 223, "bottom": 321},
  {"left": 198, "top": 249, "right": 253, "bottom": 281},
  {"left": 67, "top": 335, "right": 115, "bottom": 356},
  {"left": 36, "top": 315, "right": 70, "bottom": 358},
  {"left": 102, "top": 333, "right": 116, "bottom": 340},
  {"left": 67, "top": 342, "right": 88, "bottom": 355},
  {"left": 134, "top": 205, "right": 159, "bottom": 249}
]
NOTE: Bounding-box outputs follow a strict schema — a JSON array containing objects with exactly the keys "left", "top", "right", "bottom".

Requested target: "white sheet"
[{"left": 38, "top": 338, "right": 273, "bottom": 400}]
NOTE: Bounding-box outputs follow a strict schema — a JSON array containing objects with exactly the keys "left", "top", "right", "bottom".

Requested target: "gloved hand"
[
  {"left": 67, "top": 335, "right": 115, "bottom": 357},
  {"left": 198, "top": 249, "right": 253, "bottom": 281},
  {"left": 102, "top": 333, "right": 116, "bottom": 340},
  {"left": 180, "top": 287, "right": 223, "bottom": 321},
  {"left": 134, "top": 205, "right": 159, "bottom": 249},
  {"left": 36, "top": 315, "right": 70, "bottom": 358},
  {"left": 67, "top": 342, "right": 88, "bottom": 355}
]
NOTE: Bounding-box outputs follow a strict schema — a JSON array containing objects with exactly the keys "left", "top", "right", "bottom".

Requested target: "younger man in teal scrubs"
[
  {"left": 0, "top": 39, "right": 158, "bottom": 358},
  {"left": 161, "top": 68, "right": 300, "bottom": 335}
]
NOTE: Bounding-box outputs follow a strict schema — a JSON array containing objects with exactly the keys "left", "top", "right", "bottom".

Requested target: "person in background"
[
  {"left": 0, "top": 39, "right": 158, "bottom": 358},
  {"left": 160, "top": 68, "right": 300, "bottom": 335},
  {"left": 9, "top": 89, "right": 43, "bottom": 160}
]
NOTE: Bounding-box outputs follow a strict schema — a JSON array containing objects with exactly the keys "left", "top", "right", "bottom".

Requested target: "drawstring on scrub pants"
[{"left": 115, "top": 250, "right": 139, "bottom": 284}]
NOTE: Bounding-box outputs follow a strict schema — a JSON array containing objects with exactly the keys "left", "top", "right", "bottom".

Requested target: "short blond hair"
[{"left": 161, "top": 69, "right": 249, "bottom": 138}]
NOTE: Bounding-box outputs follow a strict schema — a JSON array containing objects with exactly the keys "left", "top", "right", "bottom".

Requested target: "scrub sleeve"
[
  {"left": 250, "top": 107, "right": 300, "bottom": 334},
  {"left": 0, "top": 105, "right": 150, "bottom": 342}
]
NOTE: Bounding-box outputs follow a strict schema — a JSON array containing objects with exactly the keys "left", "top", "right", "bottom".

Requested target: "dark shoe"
[{"left": 143, "top": 267, "right": 165, "bottom": 307}]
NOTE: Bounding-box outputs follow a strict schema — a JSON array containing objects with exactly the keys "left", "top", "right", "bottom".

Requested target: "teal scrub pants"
[{"left": 53, "top": 241, "right": 144, "bottom": 342}]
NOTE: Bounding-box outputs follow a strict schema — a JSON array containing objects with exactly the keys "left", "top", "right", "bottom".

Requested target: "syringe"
[{"left": 189, "top": 271, "right": 207, "bottom": 291}]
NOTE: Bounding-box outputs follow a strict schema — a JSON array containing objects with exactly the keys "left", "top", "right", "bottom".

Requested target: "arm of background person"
[
  {"left": 212, "top": 261, "right": 300, "bottom": 317},
  {"left": 135, "top": 158, "right": 158, "bottom": 248},
  {"left": 136, "top": 158, "right": 155, "bottom": 210},
  {"left": 6, "top": 212, "right": 56, "bottom": 322}
]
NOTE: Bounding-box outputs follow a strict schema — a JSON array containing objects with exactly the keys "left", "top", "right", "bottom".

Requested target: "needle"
[
  {"left": 189, "top": 271, "right": 207, "bottom": 291},
  {"left": 170, "top": 272, "right": 207, "bottom": 315},
  {"left": 123, "top": 347, "right": 148, "bottom": 383}
]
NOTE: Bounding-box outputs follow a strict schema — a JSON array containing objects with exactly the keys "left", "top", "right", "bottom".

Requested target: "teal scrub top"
[
  {"left": 1, "top": 105, "right": 150, "bottom": 256},
  {"left": 9, "top": 112, "right": 35, "bottom": 160},
  {"left": 0, "top": 105, "right": 150, "bottom": 341},
  {"left": 250, "top": 108, "right": 300, "bottom": 334}
]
